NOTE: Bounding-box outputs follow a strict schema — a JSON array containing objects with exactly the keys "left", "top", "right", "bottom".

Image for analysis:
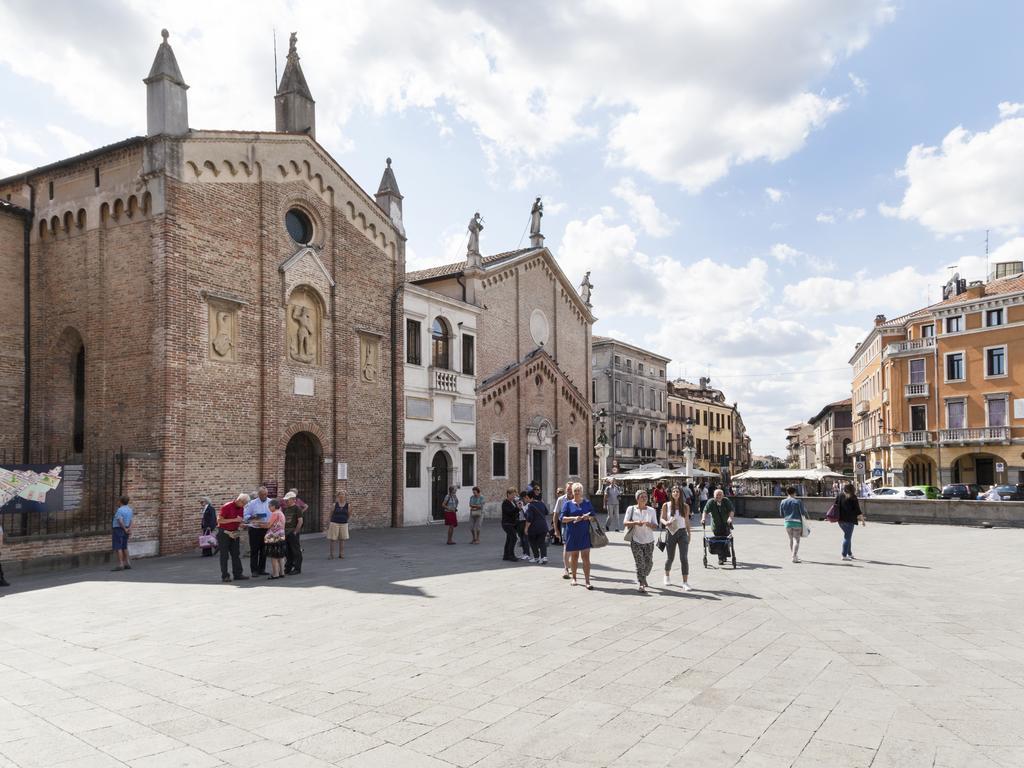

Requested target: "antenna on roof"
[
  {"left": 985, "top": 229, "right": 990, "bottom": 280},
  {"left": 273, "top": 27, "right": 279, "bottom": 90}
]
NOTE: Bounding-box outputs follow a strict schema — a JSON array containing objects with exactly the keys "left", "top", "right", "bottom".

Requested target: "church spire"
[
  {"left": 143, "top": 29, "right": 189, "bottom": 136},
  {"left": 275, "top": 32, "right": 316, "bottom": 139},
  {"left": 375, "top": 157, "right": 404, "bottom": 235}
]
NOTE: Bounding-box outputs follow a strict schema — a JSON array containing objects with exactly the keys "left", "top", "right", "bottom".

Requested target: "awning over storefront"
[{"left": 732, "top": 468, "right": 846, "bottom": 482}]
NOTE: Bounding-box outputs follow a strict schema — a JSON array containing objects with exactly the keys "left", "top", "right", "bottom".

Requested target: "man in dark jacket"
[
  {"left": 500, "top": 488, "right": 520, "bottom": 562},
  {"left": 701, "top": 489, "right": 734, "bottom": 565}
]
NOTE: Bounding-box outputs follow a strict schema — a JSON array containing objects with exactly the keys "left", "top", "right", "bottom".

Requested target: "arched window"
[{"left": 431, "top": 317, "right": 451, "bottom": 369}]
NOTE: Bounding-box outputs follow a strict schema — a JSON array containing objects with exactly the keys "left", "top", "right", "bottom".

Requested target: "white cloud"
[
  {"left": 0, "top": 0, "right": 895, "bottom": 192},
  {"left": 848, "top": 72, "right": 868, "bottom": 94},
  {"left": 816, "top": 212, "right": 836, "bottom": 224},
  {"left": 998, "top": 102, "right": 1024, "bottom": 118},
  {"left": 847, "top": 207, "right": 866, "bottom": 220},
  {"left": 770, "top": 242, "right": 833, "bottom": 273},
  {"left": 610, "top": 178, "right": 677, "bottom": 237},
  {"left": 46, "top": 125, "right": 92, "bottom": 156},
  {"left": 882, "top": 108, "right": 1024, "bottom": 234},
  {"left": 765, "top": 187, "right": 784, "bottom": 203},
  {"left": 817, "top": 207, "right": 865, "bottom": 223}
]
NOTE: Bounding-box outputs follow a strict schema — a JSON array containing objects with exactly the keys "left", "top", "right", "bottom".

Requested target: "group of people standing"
[{"left": 200, "top": 488, "right": 351, "bottom": 583}]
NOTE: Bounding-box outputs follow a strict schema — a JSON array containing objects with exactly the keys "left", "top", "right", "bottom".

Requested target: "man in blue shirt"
[
  {"left": 112, "top": 495, "right": 134, "bottom": 571},
  {"left": 243, "top": 487, "right": 272, "bottom": 576}
]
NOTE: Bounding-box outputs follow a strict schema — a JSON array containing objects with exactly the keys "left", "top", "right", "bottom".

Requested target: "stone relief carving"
[
  {"left": 359, "top": 333, "right": 380, "bottom": 383},
  {"left": 287, "top": 288, "right": 321, "bottom": 365},
  {"left": 208, "top": 304, "right": 238, "bottom": 362}
]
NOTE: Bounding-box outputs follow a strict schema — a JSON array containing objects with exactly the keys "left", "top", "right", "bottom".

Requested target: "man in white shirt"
[
  {"left": 604, "top": 479, "right": 622, "bottom": 532},
  {"left": 243, "top": 486, "right": 272, "bottom": 576}
]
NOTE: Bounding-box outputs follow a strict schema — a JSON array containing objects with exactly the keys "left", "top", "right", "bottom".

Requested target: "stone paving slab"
[{"left": 2, "top": 517, "right": 1024, "bottom": 767}]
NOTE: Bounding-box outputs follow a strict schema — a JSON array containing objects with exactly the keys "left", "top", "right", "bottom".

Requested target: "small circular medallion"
[{"left": 530, "top": 309, "right": 550, "bottom": 347}]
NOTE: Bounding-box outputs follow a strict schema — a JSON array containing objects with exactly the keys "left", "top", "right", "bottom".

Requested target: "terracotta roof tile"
[{"left": 406, "top": 247, "right": 537, "bottom": 283}]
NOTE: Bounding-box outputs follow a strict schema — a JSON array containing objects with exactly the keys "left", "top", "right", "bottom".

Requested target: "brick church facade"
[{"left": 0, "top": 32, "right": 405, "bottom": 566}]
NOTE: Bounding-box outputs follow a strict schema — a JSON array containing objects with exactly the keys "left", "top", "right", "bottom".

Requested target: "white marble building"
[{"left": 402, "top": 284, "right": 480, "bottom": 525}]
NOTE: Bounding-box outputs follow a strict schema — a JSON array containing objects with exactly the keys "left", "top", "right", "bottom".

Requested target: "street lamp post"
[
  {"left": 682, "top": 416, "right": 696, "bottom": 478},
  {"left": 593, "top": 408, "right": 610, "bottom": 483}
]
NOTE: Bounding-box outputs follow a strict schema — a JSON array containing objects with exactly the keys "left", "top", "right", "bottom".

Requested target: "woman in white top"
[
  {"left": 624, "top": 489, "right": 659, "bottom": 593},
  {"left": 660, "top": 485, "right": 692, "bottom": 591}
]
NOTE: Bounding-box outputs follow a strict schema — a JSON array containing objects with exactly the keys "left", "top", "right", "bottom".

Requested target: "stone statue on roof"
[
  {"left": 579, "top": 271, "right": 593, "bottom": 307},
  {"left": 467, "top": 212, "right": 484, "bottom": 257},
  {"left": 530, "top": 197, "right": 543, "bottom": 236}
]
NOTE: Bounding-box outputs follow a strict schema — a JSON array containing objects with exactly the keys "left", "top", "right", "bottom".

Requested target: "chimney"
[
  {"left": 873, "top": 314, "right": 886, "bottom": 326},
  {"left": 375, "top": 158, "right": 404, "bottom": 236},
  {"left": 964, "top": 280, "right": 985, "bottom": 299},
  {"left": 275, "top": 32, "right": 316, "bottom": 138},
  {"left": 144, "top": 29, "right": 189, "bottom": 137}
]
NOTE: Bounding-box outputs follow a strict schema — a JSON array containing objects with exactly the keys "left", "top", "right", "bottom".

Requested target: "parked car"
[
  {"left": 869, "top": 487, "right": 927, "bottom": 499},
  {"left": 941, "top": 483, "right": 982, "bottom": 500},
  {"left": 988, "top": 484, "right": 1024, "bottom": 501},
  {"left": 912, "top": 485, "right": 941, "bottom": 499}
]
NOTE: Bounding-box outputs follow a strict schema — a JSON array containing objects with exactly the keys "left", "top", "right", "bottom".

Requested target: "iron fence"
[{"left": 0, "top": 447, "right": 123, "bottom": 540}]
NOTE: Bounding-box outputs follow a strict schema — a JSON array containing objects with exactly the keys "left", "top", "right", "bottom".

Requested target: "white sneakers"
[
  {"left": 680, "top": 582, "right": 692, "bottom": 592},
  {"left": 663, "top": 575, "right": 670, "bottom": 586},
  {"left": 792, "top": 556, "right": 801, "bottom": 563},
  {"left": 519, "top": 554, "right": 531, "bottom": 561},
  {"left": 540, "top": 557, "right": 548, "bottom": 564}
]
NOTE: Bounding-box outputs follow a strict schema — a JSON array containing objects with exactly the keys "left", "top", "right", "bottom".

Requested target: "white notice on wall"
[
  {"left": 337, "top": 462, "right": 348, "bottom": 481},
  {"left": 1015, "top": 399, "right": 1024, "bottom": 419},
  {"left": 294, "top": 376, "right": 314, "bottom": 396}
]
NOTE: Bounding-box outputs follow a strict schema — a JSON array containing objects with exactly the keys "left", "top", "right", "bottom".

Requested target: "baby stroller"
[{"left": 702, "top": 521, "right": 736, "bottom": 568}]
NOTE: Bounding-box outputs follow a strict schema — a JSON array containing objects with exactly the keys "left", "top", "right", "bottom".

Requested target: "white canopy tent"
[
  {"left": 732, "top": 467, "right": 848, "bottom": 496},
  {"left": 605, "top": 463, "right": 720, "bottom": 483}
]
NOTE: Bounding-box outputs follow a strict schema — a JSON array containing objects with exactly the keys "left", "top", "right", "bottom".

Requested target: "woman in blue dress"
[{"left": 560, "top": 482, "right": 596, "bottom": 589}]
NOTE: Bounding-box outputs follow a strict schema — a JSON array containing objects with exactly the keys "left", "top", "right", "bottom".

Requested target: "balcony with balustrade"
[
  {"left": 895, "top": 430, "right": 933, "bottom": 446},
  {"left": 883, "top": 337, "right": 937, "bottom": 358},
  {"left": 428, "top": 366, "right": 474, "bottom": 396},
  {"left": 938, "top": 426, "right": 1011, "bottom": 445},
  {"left": 904, "top": 383, "right": 929, "bottom": 398}
]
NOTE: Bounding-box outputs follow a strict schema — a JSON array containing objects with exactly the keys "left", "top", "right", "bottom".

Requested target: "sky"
[{"left": 2, "top": 0, "right": 1023, "bottom": 457}]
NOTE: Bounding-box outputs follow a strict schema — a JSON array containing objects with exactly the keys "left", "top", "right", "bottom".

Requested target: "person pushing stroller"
[{"left": 701, "top": 489, "right": 734, "bottom": 566}]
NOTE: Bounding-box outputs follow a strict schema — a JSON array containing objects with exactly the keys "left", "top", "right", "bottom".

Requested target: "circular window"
[
  {"left": 530, "top": 309, "right": 550, "bottom": 347},
  {"left": 285, "top": 208, "right": 313, "bottom": 244}
]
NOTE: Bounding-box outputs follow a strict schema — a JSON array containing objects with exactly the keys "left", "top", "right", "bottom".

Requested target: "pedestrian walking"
[
  {"left": 604, "top": 478, "right": 622, "bottom": 532},
  {"left": 217, "top": 493, "right": 249, "bottom": 583},
  {"left": 699, "top": 482, "right": 710, "bottom": 507},
  {"left": 660, "top": 484, "right": 692, "bottom": 590},
  {"left": 500, "top": 488, "right": 519, "bottom": 562},
  {"left": 327, "top": 491, "right": 350, "bottom": 559},
  {"left": 553, "top": 481, "right": 572, "bottom": 577},
  {"left": 560, "top": 483, "right": 596, "bottom": 589},
  {"left": 516, "top": 490, "right": 531, "bottom": 560},
  {"left": 468, "top": 487, "right": 484, "bottom": 544},
  {"left": 111, "top": 495, "right": 133, "bottom": 572},
  {"left": 624, "top": 490, "right": 658, "bottom": 592},
  {"left": 443, "top": 486, "right": 459, "bottom": 545},
  {"left": 524, "top": 492, "right": 550, "bottom": 564},
  {"left": 199, "top": 496, "right": 217, "bottom": 557},
  {"left": 652, "top": 481, "right": 668, "bottom": 509},
  {"left": 701, "top": 489, "right": 734, "bottom": 566},
  {"left": 779, "top": 486, "right": 806, "bottom": 563},
  {"left": 835, "top": 482, "right": 865, "bottom": 561},
  {"left": 264, "top": 498, "right": 287, "bottom": 580},
  {"left": 282, "top": 490, "right": 305, "bottom": 575},
  {"left": 0, "top": 523, "right": 9, "bottom": 587},
  {"left": 243, "top": 486, "right": 271, "bottom": 576}
]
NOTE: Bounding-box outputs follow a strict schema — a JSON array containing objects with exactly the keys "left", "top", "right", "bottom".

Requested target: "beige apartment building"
[
  {"left": 666, "top": 378, "right": 751, "bottom": 478},
  {"left": 848, "top": 264, "right": 1024, "bottom": 488},
  {"left": 808, "top": 398, "right": 853, "bottom": 474}
]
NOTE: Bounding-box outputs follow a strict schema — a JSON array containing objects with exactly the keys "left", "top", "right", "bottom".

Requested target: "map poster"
[{"left": 0, "top": 464, "right": 65, "bottom": 515}]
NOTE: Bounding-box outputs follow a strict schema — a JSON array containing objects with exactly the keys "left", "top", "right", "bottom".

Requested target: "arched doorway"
[
  {"left": 903, "top": 455, "right": 936, "bottom": 487},
  {"left": 952, "top": 453, "right": 1000, "bottom": 487},
  {"left": 284, "top": 432, "right": 322, "bottom": 532},
  {"left": 430, "top": 451, "right": 450, "bottom": 521}
]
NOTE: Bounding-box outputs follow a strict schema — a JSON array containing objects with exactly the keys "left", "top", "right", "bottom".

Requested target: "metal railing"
[{"left": 0, "top": 447, "right": 123, "bottom": 540}]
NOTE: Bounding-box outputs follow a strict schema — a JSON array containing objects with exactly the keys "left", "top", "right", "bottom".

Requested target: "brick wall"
[{"left": 0, "top": 210, "right": 25, "bottom": 451}]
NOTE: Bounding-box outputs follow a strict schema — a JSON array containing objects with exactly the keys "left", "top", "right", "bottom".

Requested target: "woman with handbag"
[
  {"left": 560, "top": 482, "right": 596, "bottom": 589},
  {"left": 199, "top": 497, "right": 217, "bottom": 557},
  {"left": 835, "top": 483, "right": 865, "bottom": 561},
  {"left": 264, "top": 498, "right": 288, "bottom": 580},
  {"left": 660, "top": 485, "right": 692, "bottom": 591},
  {"left": 779, "top": 486, "right": 806, "bottom": 563},
  {"left": 624, "top": 490, "right": 658, "bottom": 593}
]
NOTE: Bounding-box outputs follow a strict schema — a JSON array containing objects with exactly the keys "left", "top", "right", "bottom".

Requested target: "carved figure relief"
[
  {"left": 287, "top": 287, "right": 321, "bottom": 365},
  {"left": 359, "top": 333, "right": 380, "bottom": 383},
  {"left": 208, "top": 304, "right": 238, "bottom": 362}
]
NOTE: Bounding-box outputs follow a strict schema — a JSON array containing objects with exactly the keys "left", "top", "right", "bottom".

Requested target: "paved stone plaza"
[{"left": 2, "top": 517, "right": 1023, "bottom": 768}]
